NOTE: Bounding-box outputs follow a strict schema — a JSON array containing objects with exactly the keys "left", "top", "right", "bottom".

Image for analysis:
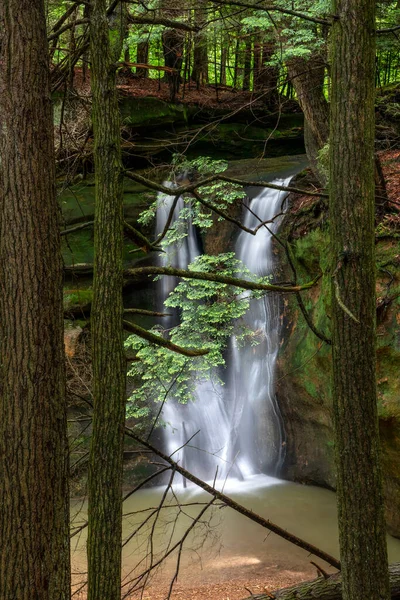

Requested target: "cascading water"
[
  {"left": 226, "top": 179, "right": 291, "bottom": 478},
  {"left": 155, "top": 178, "right": 290, "bottom": 484}
]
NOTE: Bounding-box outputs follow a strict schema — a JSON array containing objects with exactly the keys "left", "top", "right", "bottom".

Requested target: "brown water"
[{"left": 71, "top": 475, "right": 400, "bottom": 597}]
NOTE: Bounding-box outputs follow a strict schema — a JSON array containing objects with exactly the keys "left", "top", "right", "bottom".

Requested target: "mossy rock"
[
  {"left": 276, "top": 204, "right": 400, "bottom": 535},
  {"left": 120, "top": 96, "right": 189, "bottom": 128}
]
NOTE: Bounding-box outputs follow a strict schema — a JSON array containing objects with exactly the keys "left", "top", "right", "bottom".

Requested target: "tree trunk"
[
  {"left": 242, "top": 36, "right": 252, "bottom": 91},
  {"left": 136, "top": 40, "right": 149, "bottom": 78},
  {"left": 242, "top": 563, "right": 400, "bottom": 600},
  {"left": 329, "top": 1, "right": 390, "bottom": 599},
  {"left": 87, "top": 2, "right": 126, "bottom": 599},
  {"left": 287, "top": 53, "right": 329, "bottom": 181},
  {"left": 255, "top": 40, "right": 279, "bottom": 108},
  {"left": 191, "top": 0, "right": 208, "bottom": 87},
  {"left": 160, "top": 0, "right": 185, "bottom": 100},
  {"left": 0, "top": 1, "right": 70, "bottom": 599},
  {"left": 220, "top": 35, "right": 228, "bottom": 84},
  {"left": 162, "top": 28, "right": 184, "bottom": 100}
]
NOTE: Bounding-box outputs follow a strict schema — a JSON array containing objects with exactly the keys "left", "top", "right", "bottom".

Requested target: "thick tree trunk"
[
  {"left": 329, "top": 1, "right": 390, "bottom": 599},
  {"left": 0, "top": 1, "right": 70, "bottom": 599},
  {"left": 254, "top": 40, "right": 279, "bottom": 107},
  {"left": 287, "top": 53, "right": 329, "bottom": 181},
  {"left": 87, "top": 2, "right": 126, "bottom": 599},
  {"left": 242, "top": 563, "right": 400, "bottom": 600},
  {"left": 191, "top": 0, "right": 208, "bottom": 87},
  {"left": 162, "top": 28, "right": 184, "bottom": 100}
]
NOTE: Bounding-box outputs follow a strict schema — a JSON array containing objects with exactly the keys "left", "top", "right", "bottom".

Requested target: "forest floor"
[
  {"left": 73, "top": 567, "right": 314, "bottom": 600},
  {"left": 73, "top": 68, "right": 299, "bottom": 114}
]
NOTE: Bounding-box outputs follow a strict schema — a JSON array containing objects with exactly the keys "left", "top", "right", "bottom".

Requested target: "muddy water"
[{"left": 71, "top": 475, "right": 400, "bottom": 596}]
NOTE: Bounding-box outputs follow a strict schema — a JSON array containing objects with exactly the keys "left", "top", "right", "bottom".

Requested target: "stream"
[{"left": 71, "top": 478, "right": 400, "bottom": 597}]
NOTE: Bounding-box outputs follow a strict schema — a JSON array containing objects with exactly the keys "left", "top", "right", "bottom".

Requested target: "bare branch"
[
  {"left": 208, "top": 0, "right": 332, "bottom": 26},
  {"left": 61, "top": 220, "right": 94, "bottom": 236},
  {"left": 124, "top": 170, "right": 328, "bottom": 199}
]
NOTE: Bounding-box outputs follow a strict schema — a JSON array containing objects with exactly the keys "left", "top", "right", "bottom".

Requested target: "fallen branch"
[
  {"left": 61, "top": 220, "right": 94, "bottom": 236},
  {"left": 123, "top": 308, "right": 171, "bottom": 317},
  {"left": 243, "top": 563, "right": 400, "bottom": 599}
]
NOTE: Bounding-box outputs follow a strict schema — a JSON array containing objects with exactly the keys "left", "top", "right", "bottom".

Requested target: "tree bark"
[
  {"left": 254, "top": 40, "right": 279, "bottom": 107},
  {"left": 136, "top": 40, "right": 149, "bottom": 78},
  {"left": 0, "top": 1, "right": 70, "bottom": 599},
  {"left": 329, "top": 1, "right": 390, "bottom": 599},
  {"left": 242, "top": 36, "right": 252, "bottom": 91},
  {"left": 87, "top": 2, "right": 126, "bottom": 599},
  {"left": 191, "top": 0, "right": 208, "bottom": 87},
  {"left": 287, "top": 52, "right": 329, "bottom": 181}
]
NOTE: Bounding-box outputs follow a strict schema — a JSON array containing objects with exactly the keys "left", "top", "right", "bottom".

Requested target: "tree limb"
[
  {"left": 61, "top": 220, "right": 94, "bottom": 236},
  {"left": 122, "top": 320, "right": 210, "bottom": 357},
  {"left": 124, "top": 266, "right": 321, "bottom": 293},
  {"left": 123, "top": 221, "right": 162, "bottom": 253},
  {"left": 208, "top": 0, "right": 332, "bottom": 26},
  {"left": 123, "top": 308, "right": 171, "bottom": 317},
  {"left": 124, "top": 171, "right": 328, "bottom": 199},
  {"left": 127, "top": 15, "right": 200, "bottom": 32}
]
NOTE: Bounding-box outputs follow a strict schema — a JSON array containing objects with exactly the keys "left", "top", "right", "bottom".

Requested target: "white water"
[{"left": 155, "top": 178, "right": 291, "bottom": 485}]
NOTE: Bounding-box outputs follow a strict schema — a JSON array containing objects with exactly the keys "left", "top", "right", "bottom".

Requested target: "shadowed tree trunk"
[
  {"left": 242, "top": 36, "right": 252, "bottom": 91},
  {"left": 137, "top": 39, "right": 149, "bottom": 78},
  {"left": 329, "top": 0, "right": 390, "bottom": 598},
  {"left": 191, "top": 0, "right": 208, "bottom": 87},
  {"left": 287, "top": 52, "right": 329, "bottom": 181},
  {"left": 87, "top": 1, "right": 126, "bottom": 599},
  {"left": 0, "top": 1, "right": 70, "bottom": 599},
  {"left": 160, "top": 0, "right": 185, "bottom": 100},
  {"left": 254, "top": 39, "right": 279, "bottom": 107}
]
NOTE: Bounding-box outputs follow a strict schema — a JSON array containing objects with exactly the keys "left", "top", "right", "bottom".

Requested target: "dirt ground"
[{"left": 73, "top": 568, "right": 314, "bottom": 600}]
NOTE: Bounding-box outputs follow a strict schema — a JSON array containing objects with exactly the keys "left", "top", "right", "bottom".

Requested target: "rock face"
[{"left": 275, "top": 193, "right": 400, "bottom": 536}]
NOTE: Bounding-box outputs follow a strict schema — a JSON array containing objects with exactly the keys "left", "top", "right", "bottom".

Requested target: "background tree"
[{"left": 0, "top": 1, "right": 70, "bottom": 599}]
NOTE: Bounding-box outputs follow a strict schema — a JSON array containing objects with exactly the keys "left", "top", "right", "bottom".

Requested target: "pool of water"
[{"left": 71, "top": 475, "right": 400, "bottom": 596}]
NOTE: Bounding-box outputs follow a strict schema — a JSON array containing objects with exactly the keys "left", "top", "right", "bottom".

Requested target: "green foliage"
[
  {"left": 125, "top": 253, "right": 270, "bottom": 416},
  {"left": 138, "top": 156, "right": 246, "bottom": 236},
  {"left": 64, "top": 288, "right": 93, "bottom": 310}
]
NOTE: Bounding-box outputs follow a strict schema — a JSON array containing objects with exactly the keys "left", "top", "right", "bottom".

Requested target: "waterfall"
[{"left": 155, "top": 178, "right": 290, "bottom": 484}]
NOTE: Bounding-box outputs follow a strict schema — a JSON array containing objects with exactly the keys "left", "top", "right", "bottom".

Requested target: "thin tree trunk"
[
  {"left": 220, "top": 35, "right": 228, "bottom": 85},
  {"left": 242, "top": 36, "right": 252, "bottom": 91},
  {"left": 0, "top": 1, "right": 70, "bottom": 599},
  {"left": 329, "top": 1, "right": 390, "bottom": 598},
  {"left": 87, "top": 2, "right": 126, "bottom": 599},
  {"left": 136, "top": 40, "right": 149, "bottom": 78},
  {"left": 233, "top": 36, "right": 240, "bottom": 88}
]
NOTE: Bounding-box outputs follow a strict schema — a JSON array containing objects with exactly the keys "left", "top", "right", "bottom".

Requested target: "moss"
[
  {"left": 278, "top": 210, "right": 400, "bottom": 532},
  {"left": 64, "top": 288, "right": 93, "bottom": 311},
  {"left": 120, "top": 96, "right": 188, "bottom": 128}
]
